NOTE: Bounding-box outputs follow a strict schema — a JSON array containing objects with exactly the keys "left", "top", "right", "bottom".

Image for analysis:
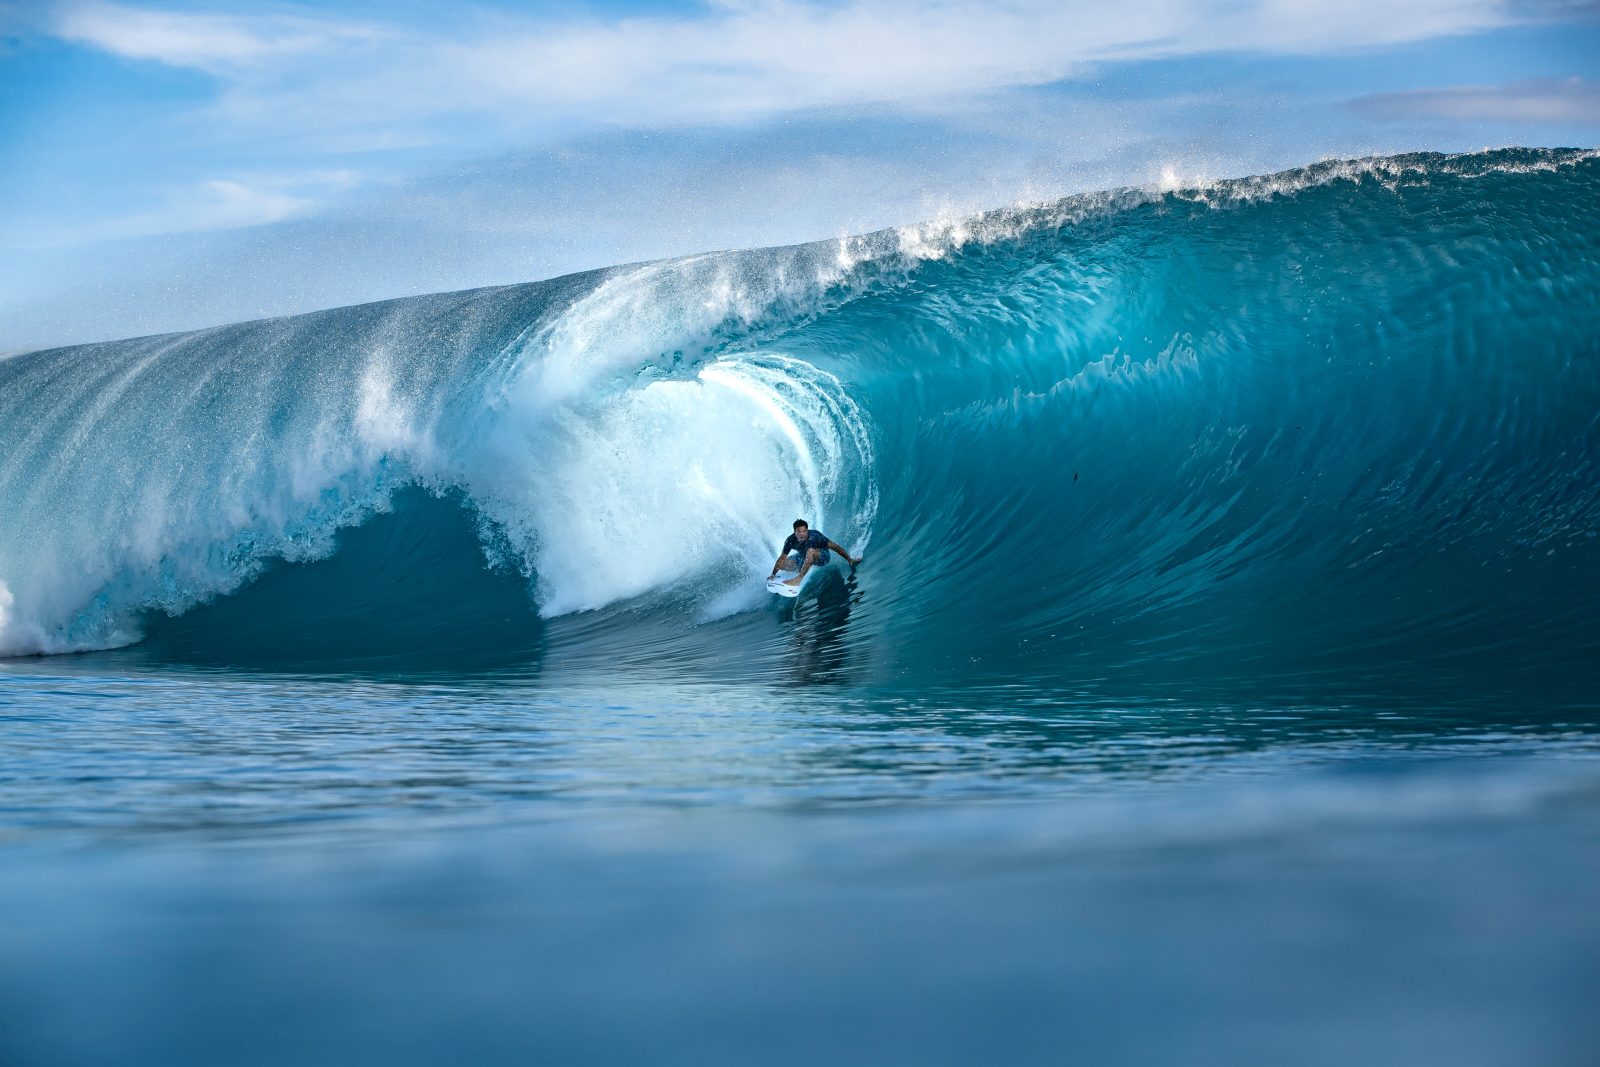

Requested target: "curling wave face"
[{"left": 1, "top": 148, "right": 1597, "bottom": 694}]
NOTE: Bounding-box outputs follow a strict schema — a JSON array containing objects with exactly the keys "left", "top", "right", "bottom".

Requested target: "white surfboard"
[{"left": 766, "top": 566, "right": 809, "bottom": 598}]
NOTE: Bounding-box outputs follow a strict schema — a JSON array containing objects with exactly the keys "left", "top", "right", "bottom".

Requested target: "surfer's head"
[{"left": 793, "top": 519, "right": 809, "bottom": 535}]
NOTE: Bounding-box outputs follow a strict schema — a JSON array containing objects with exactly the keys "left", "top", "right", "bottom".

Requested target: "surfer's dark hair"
[{"left": 793, "top": 519, "right": 808, "bottom": 529}]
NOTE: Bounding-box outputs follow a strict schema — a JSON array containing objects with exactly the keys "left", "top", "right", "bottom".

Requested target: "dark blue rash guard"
[{"left": 781, "top": 529, "right": 831, "bottom": 564}]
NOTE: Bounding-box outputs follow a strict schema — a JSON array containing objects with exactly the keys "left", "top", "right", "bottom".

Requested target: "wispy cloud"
[
  {"left": 1353, "top": 76, "right": 1600, "bottom": 124},
  {"left": 54, "top": 1, "right": 379, "bottom": 73},
  {"left": 51, "top": 1, "right": 1524, "bottom": 134},
  {"left": 171, "top": 176, "right": 318, "bottom": 230},
  {"left": 25, "top": 170, "right": 363, "bottom": 247}
]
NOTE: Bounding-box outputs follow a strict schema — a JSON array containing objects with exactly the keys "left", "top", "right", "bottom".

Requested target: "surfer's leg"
[{"left": 787, "top": 548, "right": 820, "bottom": 585}]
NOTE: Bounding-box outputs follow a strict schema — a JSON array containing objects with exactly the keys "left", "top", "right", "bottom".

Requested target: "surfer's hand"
[{"left": 850, "top": 556, "right": 862, "bottom": 566}]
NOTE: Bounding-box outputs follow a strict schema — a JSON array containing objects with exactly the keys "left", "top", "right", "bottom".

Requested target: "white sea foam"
[
  {"left": 0, "top": 580, "right": 26, "bottom": 656},
  {"left": 456, "top": 350, "right": 875, "bottom": 618},
  {"left": 863, "top": 147, "right": 1600, "bottom": 266}
]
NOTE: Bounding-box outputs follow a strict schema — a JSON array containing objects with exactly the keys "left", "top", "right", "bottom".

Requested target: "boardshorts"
[{"left": 789, "top": 548, "right": 830, "bottom": 569}]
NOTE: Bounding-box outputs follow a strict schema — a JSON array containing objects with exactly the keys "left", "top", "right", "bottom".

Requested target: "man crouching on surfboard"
[{"left": 770, "top": 519, "right": 861, "bottom": 586}]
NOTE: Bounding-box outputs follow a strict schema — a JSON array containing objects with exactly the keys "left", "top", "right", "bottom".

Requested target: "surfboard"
[{"left": 766, "top": 566, "right": 809, "bottom": 598}]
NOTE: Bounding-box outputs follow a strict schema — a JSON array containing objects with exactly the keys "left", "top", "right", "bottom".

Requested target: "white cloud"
[
  {"left": 1353, "top": 76, "right": 1600, "bottom": 124},
  {"left": 182, "top": 178, "right": 309, "bottom": 226},
  {"left": 51, "top": 1, "right": 1524, "bottom": 131},
  {"left": 24, "top": 170, "right": 363, "bottom": 247},
  {"left": 54, "top": 1, "right": 377, "bottom": 73}
]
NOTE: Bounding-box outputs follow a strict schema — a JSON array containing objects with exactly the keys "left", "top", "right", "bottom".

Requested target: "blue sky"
[{"left": 2, "top": 0, "right": 1598, "bottom": 350}]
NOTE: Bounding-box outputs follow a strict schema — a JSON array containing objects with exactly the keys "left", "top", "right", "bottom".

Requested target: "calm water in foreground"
[{"left": 2, "top": 663, "right": 1597, "bottom": 1066}]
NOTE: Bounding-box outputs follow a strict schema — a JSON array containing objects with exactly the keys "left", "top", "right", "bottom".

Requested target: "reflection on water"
[
  {"left": 3, "top": 662, "right": 1597, "bottom": 841},
  {"left": 776, "top": 564, "right": 865, "bottom": 685}
]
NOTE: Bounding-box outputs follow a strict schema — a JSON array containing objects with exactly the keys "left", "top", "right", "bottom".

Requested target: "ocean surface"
[{"left": 2, "top": 148, "right": 1598, "bottom": 1064}]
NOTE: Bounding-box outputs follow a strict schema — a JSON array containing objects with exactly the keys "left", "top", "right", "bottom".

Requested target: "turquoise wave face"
[{"left": 1, "top": 149, "right": 1597, "bottom": 695}]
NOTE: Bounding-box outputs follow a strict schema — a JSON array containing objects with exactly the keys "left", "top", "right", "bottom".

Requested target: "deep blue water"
[{"left": 2, "top": 149, "right": 1598, "bottom": 1064}]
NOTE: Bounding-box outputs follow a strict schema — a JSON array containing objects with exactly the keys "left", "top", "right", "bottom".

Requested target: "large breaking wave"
[{"left": 2, "top": 148, "right": 1597, "bottom": 692}]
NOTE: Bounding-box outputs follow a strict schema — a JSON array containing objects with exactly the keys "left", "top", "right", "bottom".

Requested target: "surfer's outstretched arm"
[{"left": 827, "top": 540, "right": 863, "bottom": 566}]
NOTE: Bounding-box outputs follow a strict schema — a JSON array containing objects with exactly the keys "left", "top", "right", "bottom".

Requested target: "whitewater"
[{"left": 3, "top": 149, "right": 1599, "bottom": 1066}]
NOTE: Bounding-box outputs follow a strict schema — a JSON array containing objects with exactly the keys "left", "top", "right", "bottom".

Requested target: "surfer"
[{"left": 770, "top": 519, "right": 861, "bottom": 587}]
